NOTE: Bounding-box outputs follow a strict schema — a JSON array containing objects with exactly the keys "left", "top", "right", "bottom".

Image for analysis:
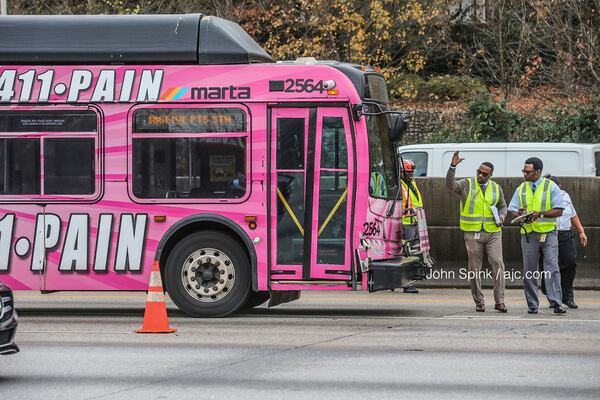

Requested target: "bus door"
[{"left": 270, "top": 107, "right": 354, "bottom": 281}]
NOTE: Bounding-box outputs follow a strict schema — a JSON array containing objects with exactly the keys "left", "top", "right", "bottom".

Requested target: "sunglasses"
[{"left": 476, "top": 169, "right": 490, "bottom": 177}]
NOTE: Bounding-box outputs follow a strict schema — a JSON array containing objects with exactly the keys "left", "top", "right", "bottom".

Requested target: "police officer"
[
  {"left": 446, "top": 151, "right": 508, "bottom": 312},
  {"left": 401, "top": 159, "right": 422, "bottom": 294},
  {"left": 540, "top": 175, "right": 588, "bottom": 308},
  {"left": 508, "top": 157, "right": 566, "bottom": 314}
]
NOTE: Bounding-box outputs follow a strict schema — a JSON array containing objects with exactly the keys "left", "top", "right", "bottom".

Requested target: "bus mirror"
[{"left": 389, "top": 113, "right": 406, "bottom": 142}]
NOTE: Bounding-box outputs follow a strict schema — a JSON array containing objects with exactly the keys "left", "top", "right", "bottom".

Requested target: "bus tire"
[
  {"left": 165, "top": 230, "right": 251, "bottom": 317},
  {"left": 244, "top": 291, "right": 270, "bottom": 309}
]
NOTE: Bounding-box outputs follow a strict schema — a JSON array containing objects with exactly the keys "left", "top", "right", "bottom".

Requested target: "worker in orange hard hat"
[
  {"left": 401, "top": 158, "right": 423, "bottom": 293},
  {"left": 401, "top": 159, "right": 421, "bottom": 230}
]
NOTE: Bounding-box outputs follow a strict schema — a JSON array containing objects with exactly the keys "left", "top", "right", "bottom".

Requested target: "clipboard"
[
  {"left": 490, "top": 205, "right": 501, "bottom": 226},
  {"left": 511, "top": 211, "right": 534, "bottom": 225}
]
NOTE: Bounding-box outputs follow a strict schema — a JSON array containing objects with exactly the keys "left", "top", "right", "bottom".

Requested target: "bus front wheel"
[{"left": 165, "top": 231, "right": 251, "bottom": 317}]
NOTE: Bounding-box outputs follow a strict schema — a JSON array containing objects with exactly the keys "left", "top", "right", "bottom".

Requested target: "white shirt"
[{"left": 557, "top": 190, "right": 577, "bottom": 231}]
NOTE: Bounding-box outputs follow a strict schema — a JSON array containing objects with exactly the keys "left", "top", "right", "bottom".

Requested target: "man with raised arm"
[
  {"left": 446, "top": 151, "right": 508, "bottom": 313},
  {"left": 508, "top": 157, "right": 566, "bottom": 314}
]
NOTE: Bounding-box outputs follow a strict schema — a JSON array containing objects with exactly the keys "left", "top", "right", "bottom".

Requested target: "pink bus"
[{"left": 0, "top": 14, "right": 431, "bottom": 317}]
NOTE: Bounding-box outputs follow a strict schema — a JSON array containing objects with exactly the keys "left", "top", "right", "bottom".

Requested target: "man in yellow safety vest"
[
  {"left": 508, "top": 157, "right": 566, "bottom": 314},
  {"left": 446, "top": 151, "right": 508, "bottom": 313}
]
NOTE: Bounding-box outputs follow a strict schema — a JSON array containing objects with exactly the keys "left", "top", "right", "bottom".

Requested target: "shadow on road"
[{"left": 16, "top": 306, "right": 423, "bottom": 319}]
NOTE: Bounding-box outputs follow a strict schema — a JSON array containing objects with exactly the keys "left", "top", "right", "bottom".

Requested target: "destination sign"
[{"left": 133, "top": 108, "right": 246, "bottom": 133}]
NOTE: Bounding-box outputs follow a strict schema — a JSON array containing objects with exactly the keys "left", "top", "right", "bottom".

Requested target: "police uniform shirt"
[{"left": 556, "top": 190, "right": 576, "bottom": 231}]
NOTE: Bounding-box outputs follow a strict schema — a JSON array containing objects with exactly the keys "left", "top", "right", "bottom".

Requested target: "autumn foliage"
[{"left": 7, "top": 0, "right": 600, "bottom": 107}]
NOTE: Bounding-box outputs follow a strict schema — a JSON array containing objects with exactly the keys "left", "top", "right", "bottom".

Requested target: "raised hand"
[{"left": 451, "top": 151, "right": 464, "bottom": 167}]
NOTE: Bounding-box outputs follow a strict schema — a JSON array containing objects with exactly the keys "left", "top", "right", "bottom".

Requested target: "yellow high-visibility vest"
[
  {"left": 370, "top": 171, "right": 388, "bottom": 197},
  {"left": 517, "top": 178, "right": 557, "bottom": 234},
  {"left": 459, "top": 178, "right": 501, "bottom": 232},
  {"left": 402, "top": 179, "right": 422, "bottom": 225}
]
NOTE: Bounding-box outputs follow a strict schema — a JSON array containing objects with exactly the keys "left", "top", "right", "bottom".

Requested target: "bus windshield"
[{"left": 366, "top": 102, "right": 398, "bottom": 199}]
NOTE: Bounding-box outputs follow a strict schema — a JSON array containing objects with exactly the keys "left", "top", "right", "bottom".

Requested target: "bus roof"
[{"left": 0, "top": 14, "right": 273, "bottom": 65}]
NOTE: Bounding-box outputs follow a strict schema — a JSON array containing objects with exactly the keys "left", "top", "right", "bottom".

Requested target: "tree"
[{"left": 460, "top": 0, "right": 538, "bottom": 99}]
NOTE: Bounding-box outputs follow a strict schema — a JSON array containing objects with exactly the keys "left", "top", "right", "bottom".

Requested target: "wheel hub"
[
  {"left": 181, "top": 248, "right": 235, "bottom": 303},
  {"left": 201, "top": 267, "right": 215, "bottom": 282}
]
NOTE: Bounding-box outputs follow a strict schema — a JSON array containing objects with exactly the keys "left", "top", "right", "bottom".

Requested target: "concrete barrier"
[{"left": 415, "top": 177, "right": 600, "bottom": 289}]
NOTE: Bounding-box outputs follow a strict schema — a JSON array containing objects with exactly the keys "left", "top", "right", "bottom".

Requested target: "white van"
[{"left": 398, "top": 143, "right": 600, "bottom": 177}]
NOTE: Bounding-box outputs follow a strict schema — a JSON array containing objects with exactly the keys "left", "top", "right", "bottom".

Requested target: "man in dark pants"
[{"left": 540, "top": 175, "right": 588, "bottom": 308}]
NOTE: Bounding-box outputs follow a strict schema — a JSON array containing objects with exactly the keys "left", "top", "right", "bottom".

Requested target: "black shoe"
[
  {"left": 548, "top": 301, "right": 557, "bottom": 309},
  {"left": 564, "top": 300, "right": 578, "bottom": 309},
  {"left": 494, "top": 303, "right": 507, "bottom": 313},
  {"left": 527, "top": 309, "right": 538, "bottom": 314},
  {"left": 554, "top": 305, "right": 567, "bottom": 314},
  {"left": 403, "top": 286, "right": 419, "bottom": 294}
]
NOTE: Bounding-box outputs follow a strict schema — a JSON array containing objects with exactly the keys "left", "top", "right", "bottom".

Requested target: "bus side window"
[
  {"left": 132, "top": 137, "right": 246, "bottom": 199},
  {"left": 0, "top": 138, "right": 40, "bottom": 195},
  {"left": 44, "top": 138, "right": 95, "bottom": 195},
  {"left": 0, "top": 109, "right": 98, "bottom": 199},
  {"left": 401, "top": 151, "right": 428, "bottom": 177}
]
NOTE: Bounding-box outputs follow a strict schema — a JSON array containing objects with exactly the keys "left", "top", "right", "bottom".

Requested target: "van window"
[
  {"left": 596, "top": 151, "right": 600, "bottom": 176},
  {"left": 443, "top": 151, "right": 505, "bottom": 177},
  {"left": 401, "top": 152, "right": 428, "bottom": 177}
]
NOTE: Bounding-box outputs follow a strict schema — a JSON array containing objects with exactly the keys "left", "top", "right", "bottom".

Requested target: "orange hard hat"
[{"left": 403, "top": 159, "right": 415, "bottom": 172}]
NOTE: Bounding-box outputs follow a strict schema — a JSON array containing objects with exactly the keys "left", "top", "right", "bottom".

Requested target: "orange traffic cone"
[{"left": 136, "top": 260, "right": 176, "bottom": 334}]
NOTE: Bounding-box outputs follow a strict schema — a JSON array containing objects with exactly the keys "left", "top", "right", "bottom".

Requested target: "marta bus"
[{"left": 0, "top": 14, "right": 432, "bottom": 317}]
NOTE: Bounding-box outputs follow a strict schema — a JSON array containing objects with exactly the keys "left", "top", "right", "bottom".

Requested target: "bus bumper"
[{"left": 368, "top": 256, "right": 432, "bottom": 292}]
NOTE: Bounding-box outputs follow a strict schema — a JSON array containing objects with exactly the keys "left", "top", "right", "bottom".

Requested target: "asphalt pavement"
[{"left": 2, "top": 289, "right": 600, "bottom": 400}]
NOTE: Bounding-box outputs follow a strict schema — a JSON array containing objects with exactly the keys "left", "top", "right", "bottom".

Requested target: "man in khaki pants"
[{"left": 446, "top": 151, "right": 508, "bottom": 312}]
